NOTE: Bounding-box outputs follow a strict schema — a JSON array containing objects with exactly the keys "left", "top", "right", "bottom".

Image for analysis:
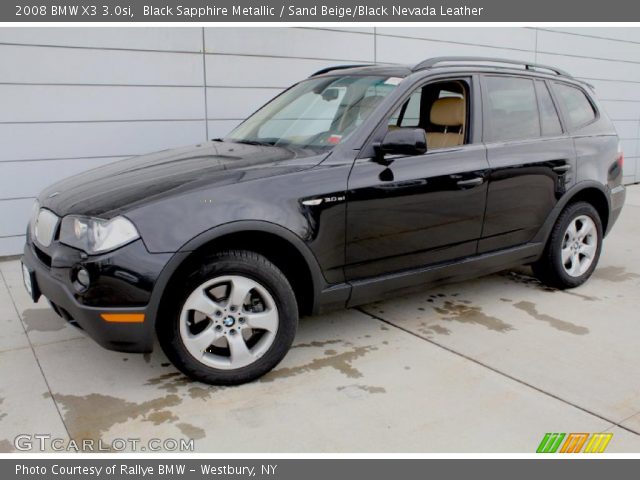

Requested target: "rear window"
[
  {"left": 484, "top": 76, "right": 540, "bottom": 142},
  {"left": 552, "top": 82, "right": 597, "bottom": 130}
]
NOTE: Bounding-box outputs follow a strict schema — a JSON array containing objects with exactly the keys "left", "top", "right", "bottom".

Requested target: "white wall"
[{"left": 0, "top": 27, "right": 639, "bottom": 256}]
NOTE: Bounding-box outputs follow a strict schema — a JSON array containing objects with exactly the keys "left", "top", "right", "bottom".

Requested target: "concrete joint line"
[
  {"left": 0, "top": 268, "right": 72, "bottom": 441},
  {"left": 355, "top": 307, "right": 640, "bottom": 437}
]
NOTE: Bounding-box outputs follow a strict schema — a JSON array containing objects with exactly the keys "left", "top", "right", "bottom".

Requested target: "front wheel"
[
  {"left": 532, "top": 201, "right": 603, "bottom": 289},
  {"left": 158, "top": 250, "right": 298, "bottom": 385}
]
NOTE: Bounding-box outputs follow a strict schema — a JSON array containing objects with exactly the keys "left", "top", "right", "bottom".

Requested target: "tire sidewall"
[
  {"left": 158, "top": 252, "right": 298, "bottom": 385},
  {"left": 549, "top": 203, "right": 603, "bottom": 288}
]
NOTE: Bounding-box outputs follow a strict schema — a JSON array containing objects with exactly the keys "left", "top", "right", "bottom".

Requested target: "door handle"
[
  {"left": 456, "top": 177, "right": 484, "bottom": 187},
  {"left": 552, "top": 164, "right": 572, "bottom": 173}
]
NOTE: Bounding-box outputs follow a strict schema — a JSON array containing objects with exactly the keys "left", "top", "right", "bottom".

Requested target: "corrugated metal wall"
[{"left": 1, "top": 27, "right": 639, "bottom": 256}]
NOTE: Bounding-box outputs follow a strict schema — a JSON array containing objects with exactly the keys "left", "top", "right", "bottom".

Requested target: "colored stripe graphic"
[
  {"left": 584, "top": 433, "right": 613, "bottom": 453},
  {"left": 536, "top": 433, "right": 565, "bottom": 453},
  {"left": 560, "top": 433, "right": 589, "bottom": 453},
  {"left": 537, "top": 433, "right": 613, "bottom": 453}
]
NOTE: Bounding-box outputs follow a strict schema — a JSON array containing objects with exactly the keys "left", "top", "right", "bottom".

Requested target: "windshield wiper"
[{"left": 231, "top": 139, "right": 276, "bottom": 147}]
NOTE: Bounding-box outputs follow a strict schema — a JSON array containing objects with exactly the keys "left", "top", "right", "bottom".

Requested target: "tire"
[
  {"left": 157, "top": 250, "right": 298, "bottom": 385},
  {"left": 532, "top": 201, "right": 603, "bottom": 289}
]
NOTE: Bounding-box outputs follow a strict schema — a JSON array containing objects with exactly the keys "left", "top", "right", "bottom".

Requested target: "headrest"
[{"left": 430, "top": 97, "right": 465, "bottom": 127}]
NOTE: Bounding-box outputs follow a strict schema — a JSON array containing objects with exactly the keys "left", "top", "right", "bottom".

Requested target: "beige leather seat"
[{"left": 426, "top": 97, "right": 465, "bottom": 149}]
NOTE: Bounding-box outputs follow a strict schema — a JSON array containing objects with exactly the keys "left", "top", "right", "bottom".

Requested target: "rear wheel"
[
  {"left": 158, "top": 250, "right": 298, "bottom": 385},
  {"left": 532, "top": 201, "right": 603, "bottom": 289}
]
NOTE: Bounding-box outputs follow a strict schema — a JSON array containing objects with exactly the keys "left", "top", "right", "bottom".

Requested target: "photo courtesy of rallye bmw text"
[{"left": 1, "top": 0, "right": 640, "bottom": 477}]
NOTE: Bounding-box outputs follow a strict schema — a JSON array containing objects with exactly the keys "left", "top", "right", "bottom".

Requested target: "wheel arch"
[
  {"left": 534, "top": 181, "right": 611, "bottom": 248},
  {"left": 565, "top": 186, "right": 610, "bottom": 234},
  {"left": 149, "top": 221, "right": 326, "bottom": 327}
]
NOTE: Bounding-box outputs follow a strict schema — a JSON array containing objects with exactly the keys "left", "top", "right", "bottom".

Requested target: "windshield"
[{"left": 226, "top": 75, "right": 401, "bottom": 150}]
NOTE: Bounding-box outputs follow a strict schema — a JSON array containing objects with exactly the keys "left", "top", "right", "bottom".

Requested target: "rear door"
[{"left": 479, "top": 75, "right": 576, "bottom": 253}]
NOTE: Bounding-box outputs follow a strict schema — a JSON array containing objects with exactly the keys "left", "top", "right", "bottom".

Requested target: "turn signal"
[{"left": 100, "top": 313, "right": 145, "bottom": 323}]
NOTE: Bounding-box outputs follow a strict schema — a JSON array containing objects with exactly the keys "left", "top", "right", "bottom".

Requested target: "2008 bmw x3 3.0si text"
[{"left": 22, "top": 57, "right": 625, "bottom": 385}]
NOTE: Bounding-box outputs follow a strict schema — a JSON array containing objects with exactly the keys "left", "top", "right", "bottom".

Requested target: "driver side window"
[
  {"left": 388, "top": 91, "right": 421, "bottom": 128},
  {"left": 387, "top": 80, "right": 469, "bottom": 149}
]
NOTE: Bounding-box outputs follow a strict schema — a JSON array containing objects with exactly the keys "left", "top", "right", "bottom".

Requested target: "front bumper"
[{"left": 21, "top": 236, "right": 173, "bottom": 353}]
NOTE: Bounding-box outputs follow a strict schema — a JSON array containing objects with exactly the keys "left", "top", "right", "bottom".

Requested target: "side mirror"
[{"left": 376, "top": 128, "right": 427, "bottom": 157}]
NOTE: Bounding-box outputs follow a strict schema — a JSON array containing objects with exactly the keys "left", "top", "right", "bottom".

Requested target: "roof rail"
[
  {"left": 413, "top": 56, "right": 572, "bottom": 77},
  {"left": 310, "top": 64, "right": 375, "bottom": 77}
]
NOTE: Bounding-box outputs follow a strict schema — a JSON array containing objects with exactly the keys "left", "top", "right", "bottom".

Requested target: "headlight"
[{"left": 59, "top": 215, "right": 139, "bottom": 254}]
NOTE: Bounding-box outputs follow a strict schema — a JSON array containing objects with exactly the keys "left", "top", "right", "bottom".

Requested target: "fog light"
[{"left": 73, "top": 266, "right": 90, "bottom": 292}]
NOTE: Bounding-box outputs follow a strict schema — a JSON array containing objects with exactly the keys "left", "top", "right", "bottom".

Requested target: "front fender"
[
  {"left": 179, "top": 219, "right": 327, "bottom": 284},
  {"left": 143, "top": 220, "right": 336, "bottom": 332}
]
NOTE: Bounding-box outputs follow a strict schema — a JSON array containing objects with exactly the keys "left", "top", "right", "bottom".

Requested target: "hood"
[{"left": 39, "top": 141, "right": 326, "bottom": 218}]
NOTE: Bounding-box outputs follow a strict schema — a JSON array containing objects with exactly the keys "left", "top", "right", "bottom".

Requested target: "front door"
[{"left": 345, "top": 77, "right": 490, "bottom": 281}]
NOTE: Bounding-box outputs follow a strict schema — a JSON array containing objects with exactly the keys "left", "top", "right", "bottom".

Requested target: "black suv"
[{"left": 22, "top": 57, "right": 625, "bottom": 384}]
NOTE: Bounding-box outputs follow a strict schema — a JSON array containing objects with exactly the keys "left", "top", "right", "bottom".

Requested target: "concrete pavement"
[{"left": 1, "top": 186, "right": 639, "bottom": 453}]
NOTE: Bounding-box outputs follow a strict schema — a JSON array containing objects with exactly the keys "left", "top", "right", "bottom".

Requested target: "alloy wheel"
[
  {"left": 179, "top": 275, "right": 279, "bottom": 370},
  {"left": 561, "top": 215, "right": 598, "bottom": 278}
]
